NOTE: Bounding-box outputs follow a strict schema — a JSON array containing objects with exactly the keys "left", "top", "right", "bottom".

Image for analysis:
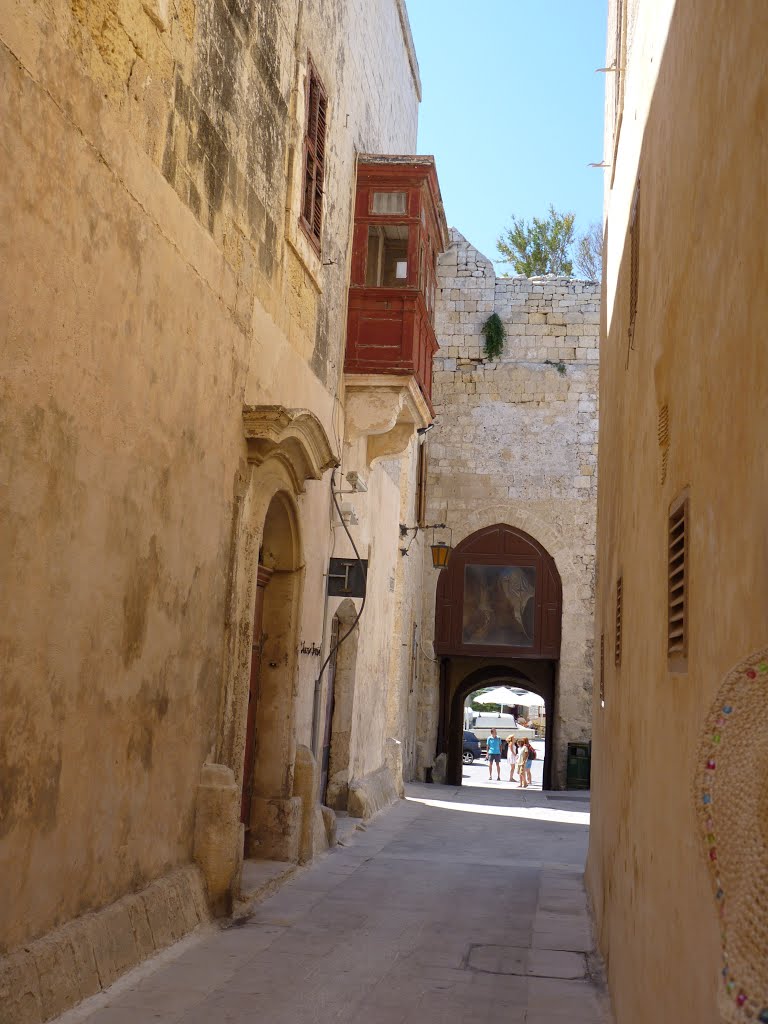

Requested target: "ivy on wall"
[{"left": 481, "top": 313, "right": 506, "bottom": 360}]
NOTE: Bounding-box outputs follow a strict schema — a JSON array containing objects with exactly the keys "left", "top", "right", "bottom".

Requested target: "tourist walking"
[{"left": 486, "top": 728, "right": 502, "bottom": 780}]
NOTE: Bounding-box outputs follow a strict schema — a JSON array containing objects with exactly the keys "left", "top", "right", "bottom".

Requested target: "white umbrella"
[
  {"left": 508, "top": 689, "right": 545, "bottom": 708},
  {"left": 473, "top": 685, "right": 527, "bottom": 709}
]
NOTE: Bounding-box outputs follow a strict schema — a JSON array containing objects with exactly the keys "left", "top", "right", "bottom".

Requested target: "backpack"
[{"left": 528, "top": 745, "right": 537, "bottom": 760}]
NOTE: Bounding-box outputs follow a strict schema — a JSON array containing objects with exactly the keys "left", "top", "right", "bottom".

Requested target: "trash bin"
[{"left": 566, "top": 742, "right": 591, "bottom": 789}]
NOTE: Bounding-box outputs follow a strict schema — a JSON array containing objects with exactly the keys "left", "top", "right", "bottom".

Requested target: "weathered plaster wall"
[
  {"left": 418, "top": 232, "right": 599, "bottom": 786},
  {"left": 0, "top": 0, "right": 420, "bottom": 977},
  {"left": 586, "top": 2, "right": 768, "bottom": 1023}
]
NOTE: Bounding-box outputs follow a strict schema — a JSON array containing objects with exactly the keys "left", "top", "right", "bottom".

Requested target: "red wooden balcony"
[
  {"left": 345, "top": 288, "right": 439, "bottom": 414},
  {"left": 344, "top": 156, "right": 448, "bottom": 414}
]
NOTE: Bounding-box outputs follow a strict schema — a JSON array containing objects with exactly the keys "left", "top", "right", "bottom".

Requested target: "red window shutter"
[{"left": 301, "top": 61, "right": 327, "bottom": 251}]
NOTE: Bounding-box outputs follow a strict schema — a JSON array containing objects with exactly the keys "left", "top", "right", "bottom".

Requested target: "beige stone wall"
[
  {"left": 0, "top": 0, "right": 421, "bottom": 979},
  {"left": 586, "top": 3, "right": 768, "bottom": 1023},
  {"left": 418, "top": 232, "right": 599, "bottom": 786}
]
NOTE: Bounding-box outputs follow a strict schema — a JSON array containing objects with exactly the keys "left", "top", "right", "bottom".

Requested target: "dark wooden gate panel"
[
  {"left": 434, "top": 523, "right": 562, "bottom": 659},
  {"left": 320, "top": 617, "right": 340, "bottom": 805},
  {"left": 241, "top": 565, "right": 273, "bottom": 831}
]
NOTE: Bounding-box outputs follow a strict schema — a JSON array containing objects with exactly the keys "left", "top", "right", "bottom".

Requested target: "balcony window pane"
[
  {"left": 366, "top": 224, "right": 410, "bottom": 287},
  {"left": 371, "top": 191, "right": 407, "bottom": 214}
]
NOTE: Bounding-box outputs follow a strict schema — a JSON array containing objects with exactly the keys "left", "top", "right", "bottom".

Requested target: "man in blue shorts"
[{"left": 486, "top": 728, "right": 502, "bottom": 780}]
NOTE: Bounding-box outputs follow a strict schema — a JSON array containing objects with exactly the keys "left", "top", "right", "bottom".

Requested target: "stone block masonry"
[{"left": 419, "top": 231, "right": 599, "bottom": 787}]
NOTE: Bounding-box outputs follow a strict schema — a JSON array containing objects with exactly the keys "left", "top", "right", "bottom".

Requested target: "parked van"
[{"left": 469, "top": 713, "right": 535, "bottom": 749}]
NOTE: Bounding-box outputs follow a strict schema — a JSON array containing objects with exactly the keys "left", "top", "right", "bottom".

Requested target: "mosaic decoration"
[{"left": 695, "top": 648, "right": 768, "bottom": 1023}]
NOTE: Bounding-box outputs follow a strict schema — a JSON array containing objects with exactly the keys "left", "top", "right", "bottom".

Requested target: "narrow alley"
[{"left": 55, "top": 782, "right": 607, "bottom": 1024}]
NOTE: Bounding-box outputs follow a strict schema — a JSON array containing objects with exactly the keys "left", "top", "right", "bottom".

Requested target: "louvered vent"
[
  {"left": 615, "top": 576, "right": 623, "bottom": 667},
  {"left": 658, "top": 403, "right": 670, "bottom": 484},
  {"left": 667, "top": 496, "right": 688, "bottom": 663}
]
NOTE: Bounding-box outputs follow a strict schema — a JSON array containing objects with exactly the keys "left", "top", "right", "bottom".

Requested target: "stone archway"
[
  {"left": 242, "top": 489, "right": 303, "bottom": 859},
  {"left": 447, "top": 662, "right": 556, "bottom": 789},
  {"left": 434, "top": 523, "right": 563, "bottom": 788},
  {"left": 196, "top": 406, "right": 337, "bottom": 900}
]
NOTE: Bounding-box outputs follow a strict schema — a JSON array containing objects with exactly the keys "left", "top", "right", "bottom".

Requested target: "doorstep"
[{"left": 233, "top": 859, "right": 298, "bottom": 920}]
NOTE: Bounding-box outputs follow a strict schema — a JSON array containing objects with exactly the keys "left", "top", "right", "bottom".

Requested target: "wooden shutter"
[
  {"left": 667, "top": 494, "right": 689, "bottom": 666},
  {"left": 301, "top": 60, "right": 327, "bottom": 251},
  {"left": 628, "top": 180, "right": 640, "bottom": 348},
  {"left": 614, "top": 576, "right": 623, "bottom": 668}
]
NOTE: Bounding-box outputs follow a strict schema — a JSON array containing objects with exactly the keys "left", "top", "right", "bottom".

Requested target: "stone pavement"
[{"left": 56, "top": 781, "right": 612, "bottom": 1024}]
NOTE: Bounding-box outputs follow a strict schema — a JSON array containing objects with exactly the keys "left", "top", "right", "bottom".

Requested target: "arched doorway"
[
  {"left": 320, "top": 599, "right": 360, "bottom": 810},
  {"left": 241, "top": 490, "right": 303, "bottom": 858},
  {"left": 448, "top": 663, "right": 555, "bottom": 788},
  {"left": 434, "top": 523, "right": 562, "bottom": 788}
]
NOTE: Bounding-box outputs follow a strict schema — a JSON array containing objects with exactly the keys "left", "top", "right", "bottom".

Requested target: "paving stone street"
[{"left": 58, "top": 780, "right": 609, "bottom": 1024}]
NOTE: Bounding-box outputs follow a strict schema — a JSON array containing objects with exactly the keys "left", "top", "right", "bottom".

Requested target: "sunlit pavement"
[{"left": 56, "top": 774, "right": 609, "bottom": 1024}]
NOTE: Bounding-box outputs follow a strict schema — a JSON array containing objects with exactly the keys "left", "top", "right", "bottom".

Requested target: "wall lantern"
[
  {"left": 429, "top": 524, "right": 452, "bottom": 569},
  {"left": 399, "top": 522, "right": 452, "bottom": 568},
  {"left": 430, "top": 540, "right": 451, "bottom": 569}
]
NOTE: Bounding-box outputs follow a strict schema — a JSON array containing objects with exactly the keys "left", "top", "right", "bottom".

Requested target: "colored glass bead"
[
  {"left": 716, "top": 716, "right": 727, "bottom": 727},
  {"left": 728, "top": 981, "right": 736, "bottom": 994},
  {"left": 738, "top": 993, "right": 747, "bottom": 1007},
  {"left": 723, "top": 705, "right": 733, "bottom": 714},
  {"left": 710, "top": 848, "right": 717, "bottom": 861},
  {"left": 759, "top": 663, "right": 768, "bottom": 674},
  {"left": 707, "top": 758, "right": 717, "bottom": 770},
  {"left": 707, "top": 833, "right": 716, "bottom": 843},
  {"left": 703, "top": 793, "right": 712, "bottom": 804},
  {"left": 713, "top": 732, "right": 721, "bottom": 744},
  {"left": 716, "top": 888, "right": 724, "bottom": 900},
  {"left": 746, "top": 670, "right": 756, "bottom": 679},
  {"left": 757, "top": 1009, "right": 768, "bottom": 1022}
]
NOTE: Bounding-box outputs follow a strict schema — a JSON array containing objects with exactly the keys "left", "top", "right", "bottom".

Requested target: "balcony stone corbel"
[{"left": 343, "top": 374, "right": 432, "bottom": 467}]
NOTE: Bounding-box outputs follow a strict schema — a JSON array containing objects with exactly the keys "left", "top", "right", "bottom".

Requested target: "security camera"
[{"left": 345, "top": 471, "right": 368, "bottom": 493}]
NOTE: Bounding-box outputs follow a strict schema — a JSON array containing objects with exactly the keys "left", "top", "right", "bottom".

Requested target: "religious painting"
[{"left": 462, "top": 564, "right": 537, "bottom": 647}]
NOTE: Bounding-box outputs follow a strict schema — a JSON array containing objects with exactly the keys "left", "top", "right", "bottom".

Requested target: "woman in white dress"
[{"left": 506, "top": 735, "right": 518, "bottom": 782}]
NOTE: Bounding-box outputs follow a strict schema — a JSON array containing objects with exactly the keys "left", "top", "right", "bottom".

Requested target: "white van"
[{"left": 469, "top": 713, "right": 535, "bottom": 749}]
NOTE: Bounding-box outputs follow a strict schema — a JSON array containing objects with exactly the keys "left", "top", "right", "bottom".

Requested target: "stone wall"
[
  {"left": 586, "top": 2, "right": 768, "bottom": 1023},
  {"left": 0, "top": 0, "right": 423, "bottom": 1009},
  {"left": 418, "top": 231, "right": 599, "bottom": 786}
]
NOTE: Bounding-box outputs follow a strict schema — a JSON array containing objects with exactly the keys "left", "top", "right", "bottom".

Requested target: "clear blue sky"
[{"left": 406, "top": 1, "right": 608, "bottom": 267}]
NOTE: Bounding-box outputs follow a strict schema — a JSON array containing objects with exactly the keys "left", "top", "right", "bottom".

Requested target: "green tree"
[
  {"left": 575, "top": 222, "right": 603, "bottom": 281},
  {"left": 496, "top": 205, "right": 575, "bottom": 276}
]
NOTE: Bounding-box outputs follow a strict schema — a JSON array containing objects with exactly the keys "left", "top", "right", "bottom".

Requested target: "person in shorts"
[{"left": 486, "top": 728, "right": 502, "bottom": 780}]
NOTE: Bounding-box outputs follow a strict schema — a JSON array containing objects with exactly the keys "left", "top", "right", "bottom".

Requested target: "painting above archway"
[{"left": 434, "top": 524, "right": 562, "bottom": 659}]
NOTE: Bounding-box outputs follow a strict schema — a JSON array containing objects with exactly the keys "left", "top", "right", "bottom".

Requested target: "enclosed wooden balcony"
[{"left": 344, "top": 156, "right": 448, "bottom": 415}]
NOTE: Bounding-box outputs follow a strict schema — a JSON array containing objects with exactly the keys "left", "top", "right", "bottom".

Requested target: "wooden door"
[
  {"left": 319, "top": 618, "right": 340, "bottom": 805},
  {"left": 241, "top": 565, "right": 272, "bottom": 832}
]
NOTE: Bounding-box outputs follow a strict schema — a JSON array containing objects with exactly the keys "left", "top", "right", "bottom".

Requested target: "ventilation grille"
[
  {"left": 667, "top": 497, "right": 688, "bottom": 662},
  {"left": 614, "top": 576, "right": 623, "bottom": 668},
  {"left": 658, "top": 403, "right": 670, "bottom": 484}
]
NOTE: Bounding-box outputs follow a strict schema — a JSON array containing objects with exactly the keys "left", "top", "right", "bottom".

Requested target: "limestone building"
[
  {"left": 0, "top": 0, "right": 447, "bottom": 1017},
  {"left": 417, "top": 232, "right": 600, "bottom": 789},
  {"left": 585, "top": 2, "right": 768, "bottom": 1023}
]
